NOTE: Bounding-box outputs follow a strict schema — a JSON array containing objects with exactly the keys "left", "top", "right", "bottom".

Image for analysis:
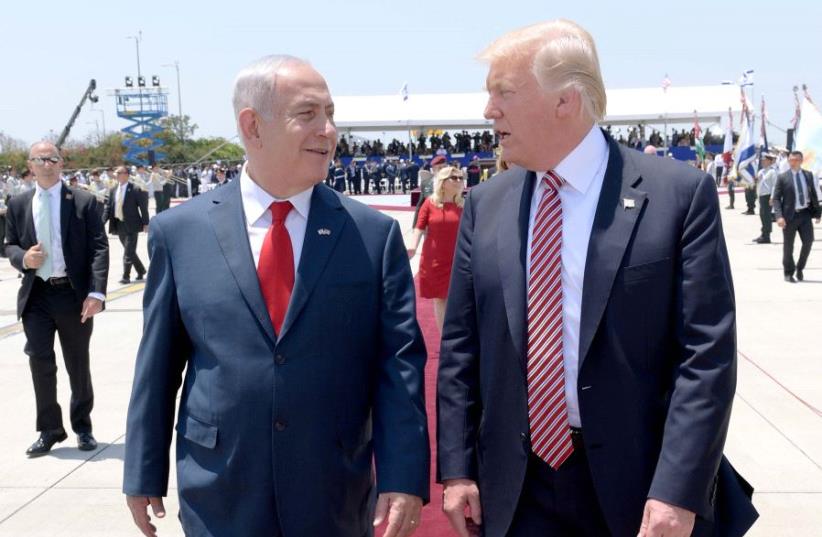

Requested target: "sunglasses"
[
  {"left": 446, "top": 176, "right": 464, "bottom": 181},
  {"left": 28, "top": 157, "right": 61, "bottom": 165}
]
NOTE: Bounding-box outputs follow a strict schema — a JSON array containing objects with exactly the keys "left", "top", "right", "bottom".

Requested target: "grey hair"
[
  {"left": 231, "top": 54, "right": 309, "bottom": 123},
  {"left": 478, "top": 20, "right": 607, "bottom": 122}
]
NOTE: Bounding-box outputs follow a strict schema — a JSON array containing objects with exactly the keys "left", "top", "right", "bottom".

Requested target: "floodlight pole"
[
  {"left": 127, "top": 32, "right": 144, "bottom": 131},
  {"left": 163, "top": 60, "right": 184, "bottom": 141}
]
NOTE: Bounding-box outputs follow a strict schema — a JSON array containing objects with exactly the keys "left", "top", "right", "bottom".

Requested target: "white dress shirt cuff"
[{"left": 87, "top": 292, "right": 106, "bottom": 302}]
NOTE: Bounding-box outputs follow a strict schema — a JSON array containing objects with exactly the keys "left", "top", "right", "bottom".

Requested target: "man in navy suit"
[
  {"left": 123, "top": 55, "right": 429, "bottom": 537},
  {"left": 437, "top": 20, "right": 757, "bottom": 537}
]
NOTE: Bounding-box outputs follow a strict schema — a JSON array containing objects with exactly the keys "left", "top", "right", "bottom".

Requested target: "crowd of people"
[
  {"left": 335, "top": 129, "right": 497, "bottom": 158},
  {"left": 700, "top": 148, "right": 822, "bottom": 282}
]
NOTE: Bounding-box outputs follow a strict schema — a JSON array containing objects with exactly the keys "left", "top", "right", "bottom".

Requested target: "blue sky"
[{"left": 3, "top": 0, "right": 821, "bottom": 147}]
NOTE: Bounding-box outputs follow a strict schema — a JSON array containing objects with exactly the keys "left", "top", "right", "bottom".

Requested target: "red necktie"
[
  {"left": 258, "top": 201, "right": 294, "bottom": 335},
  {"left": 527, "top": 171, "right": 574, "bottom": 469}
]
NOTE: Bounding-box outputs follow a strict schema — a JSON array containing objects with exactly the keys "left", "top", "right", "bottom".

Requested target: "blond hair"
[
  {"left": 478, "top": 19, "right": 606, "bottom": 122},
  {"left": 430, "top": 166, "right": 465, "bottom": 209}
]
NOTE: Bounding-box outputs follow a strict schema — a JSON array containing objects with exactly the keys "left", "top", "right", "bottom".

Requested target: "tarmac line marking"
[
  {"left": 735, "top": 393, "right": 822, "bottom": 473},
  {"left": 738, "top": 349, "right": 822, "bottom": 419},
  {"left": 0, "top": 282, "right": 146, "bottom": 342}
]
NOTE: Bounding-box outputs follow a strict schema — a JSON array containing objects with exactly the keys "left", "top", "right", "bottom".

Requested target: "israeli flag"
[{"left": 735, "top": 114, "right": 757, "bottom": 184}]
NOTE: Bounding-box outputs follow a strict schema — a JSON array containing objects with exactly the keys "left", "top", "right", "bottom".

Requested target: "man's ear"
[
  {"left": 555, "top": 88, "right": 582, "bottom": 119},
  {"left": 238, "top": 108, "right": 261, "bottom": 147}
]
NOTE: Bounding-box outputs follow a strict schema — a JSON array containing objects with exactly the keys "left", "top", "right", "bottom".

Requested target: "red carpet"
[{"left": 377, "top": 281, "right": 452, "bottom": 536}]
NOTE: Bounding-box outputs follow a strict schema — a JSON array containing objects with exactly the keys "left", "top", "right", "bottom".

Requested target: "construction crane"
[{"left": 56, "top": 79, "right": 99, "bottom": 149}]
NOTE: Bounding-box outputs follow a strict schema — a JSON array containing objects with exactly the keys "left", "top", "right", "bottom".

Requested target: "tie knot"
[
  {"left": 269, "top": 201, "right": 293, "bottom": 223},
  {"left": 542, "top": 171, "right": 564, "bottom": 192}
]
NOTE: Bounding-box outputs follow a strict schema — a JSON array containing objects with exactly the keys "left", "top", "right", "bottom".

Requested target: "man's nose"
[{"left": 484, "top": 98, "right": 500, "bottom": 120}]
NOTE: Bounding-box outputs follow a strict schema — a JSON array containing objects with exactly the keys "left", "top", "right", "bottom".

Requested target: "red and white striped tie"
[{"left": 527, "top": 171, "right": 573, "bottom": 470}]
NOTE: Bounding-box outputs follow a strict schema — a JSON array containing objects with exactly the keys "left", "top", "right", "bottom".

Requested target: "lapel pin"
[
  {"left": 65, "top": 193, "right": 73, "bottom": 200},
  {"left": 317, "top": 228, "right": 331, "bottom": 236},
  {"left": 623, "top": 198, "right": 635, "bottom": 209}
]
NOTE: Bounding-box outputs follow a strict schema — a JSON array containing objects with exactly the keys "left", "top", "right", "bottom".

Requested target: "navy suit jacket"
[
  {"left": 123, "top": 179, "right": 429, "bottom": 537},
  {"left": 437, "top": 134, "right": 758, "bottom": 537}
]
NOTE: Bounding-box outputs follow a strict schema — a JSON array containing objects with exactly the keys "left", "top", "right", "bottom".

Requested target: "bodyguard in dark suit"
[
  {"left": 438, "top": 21, "right": 757, "bottom": 537},
  {"left": 4, "top": 142, "right": 108, "bottom": 457},
  {"left": 772, "top": 151, "right": 821, "bottom": 282},
  {"left": 406, "top": 160, "right": 420, "bottom": 191},
  {"left": 346, "top": 160, "right": 361, "bottom": 194},
  {"left": 124, "top": 56, "right": 428, "bottom": 537},
  {"left": 103, "top": 166, "right": 149, "bottom": 284}
]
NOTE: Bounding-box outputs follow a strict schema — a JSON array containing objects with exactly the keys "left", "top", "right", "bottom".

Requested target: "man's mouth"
[
  {"left": 496, "top": 130, "right": 511, "bottom": 142},
  {"left": 306, "top": 148, "right": 329, "bottom": 156}
]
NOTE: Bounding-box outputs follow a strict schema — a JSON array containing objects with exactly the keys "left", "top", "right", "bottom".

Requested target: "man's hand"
[
  {"left": 777, "top": 217, "right": 786, "bottom": 228},
  {"left": 24, "top": 242, "right": 47, "bottom": 269},
  {"left": 373, "top": 492, "right": 423, "bottom": 537},
  {"left": 126, "top": 495, "right": 166, "bottom": 537},
  {"left": 81, "top": 297, "right": 103, "bottom": 323},
  {"left": 637, "top": 498, "right": 695, "bottom": 537},
  {"left": 442, "top": 479, "right": 482, "bottom": 537}
]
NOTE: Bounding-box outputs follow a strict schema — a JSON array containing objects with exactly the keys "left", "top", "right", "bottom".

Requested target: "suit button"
[
  {"left": 520, "top": 432, "right": 528, "bottom": 442},
  {"left": 274, "top": 420, "right": 287, "bottom": 431},
  {"left": 275, "top": 354, "right": 285, "bottom": 365}
]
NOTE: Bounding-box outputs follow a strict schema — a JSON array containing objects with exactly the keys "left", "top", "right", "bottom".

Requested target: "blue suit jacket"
[
  {"left": 123, "top": 179, "right": 429, "bottom": 537},
  {"left": 437, "top": 134, "right": 758, "bottom": 537}
]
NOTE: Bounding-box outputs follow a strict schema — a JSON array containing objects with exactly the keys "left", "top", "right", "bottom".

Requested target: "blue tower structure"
[{"left": 114, "top": 86, "right": 168, "bottom": 165}]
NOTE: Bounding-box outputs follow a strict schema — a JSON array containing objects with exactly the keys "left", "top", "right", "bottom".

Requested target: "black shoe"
[
  {"left": 785, "top": 275, "right": 796, "bottom": 283},
  {"left": 753, "top": 236, "right": 771, "bottom": 244},
  {"left": 135, "top": 272, "right": 145, "bottom": 281},
  {"left": 797, "top": 270, "right": 804, "bottom": 282},
  {"left": 742, "top": 210, "right": 755, "bottom": 215},
  {"left": 77, "top": 433, "right": 97, "bottom": 451},
  {"left": 26, "top": 430, "right": 68, "bottom": 457},
  {"left": 119, "top": 277, "right": 131, "bottom": 284},
  {"left": 725, "top": 206, "right": 734, "bottom": 210}
]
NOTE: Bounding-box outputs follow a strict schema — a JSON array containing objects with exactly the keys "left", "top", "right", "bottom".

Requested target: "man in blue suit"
[
  {"left": 124, "top": 55, "right": 429, "bottom": 537},
  {"left": 437, "top": 20, "right": 757, "bottom": 537}
]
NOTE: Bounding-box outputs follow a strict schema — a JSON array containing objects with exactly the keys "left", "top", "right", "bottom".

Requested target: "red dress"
[{"left": 416, "top": 198, "right": 463, "bottom": 299}]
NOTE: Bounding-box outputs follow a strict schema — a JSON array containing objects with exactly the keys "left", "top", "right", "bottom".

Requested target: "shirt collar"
[
  {"left": 536, "top": 125, "right": 608, "bottom": 193},
  {"left": 35, "top": 180, "right": 63, "bottom": 198},
  {"left": 240, "top": 163, "right": 313, "bottom": 225}
]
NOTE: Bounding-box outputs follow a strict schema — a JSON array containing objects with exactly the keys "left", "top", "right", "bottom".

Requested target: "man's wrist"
[{"left": 87, "top": 292, "right": 106, "bottom": 302}]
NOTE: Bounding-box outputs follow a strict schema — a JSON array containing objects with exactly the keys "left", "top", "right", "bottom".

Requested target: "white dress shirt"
[
  {"left": 791, "top": 169, "right": 809, "bottom": 210},
  {"left": 33, "top": 181, "right": 67, "bottom": 279},
  {"left": 527, "top": 125, "right": 609, "bottom": 428},
  {"left": 32, "top": 181, "right": 105, "bottom": 302},
  {"left": 240, "top": 164, "right": 312, "bottom": 274},
  {"left": 115, "top": 181, "right": 129, "bottom": 217}
]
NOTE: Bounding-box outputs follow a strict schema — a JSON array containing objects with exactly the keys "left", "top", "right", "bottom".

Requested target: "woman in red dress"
[{"left": 407, "top": 165, "right": 465, "bottom": 332}]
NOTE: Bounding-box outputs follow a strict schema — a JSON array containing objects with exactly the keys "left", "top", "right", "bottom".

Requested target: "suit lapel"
[
  {"left": 497, "top": 169, "right": 535, "bottom": 366},
  {"left": 60, "top": 185, "right": 72, "bottom": 249},
  {"left": 278, "top": 186, "right": 346, "bottom": 341},
  {"left": 21, "top": 190, "right": 37, "bottom": 246},
  {"left": 208, "top": 179, "right": 277, "bottom": 347},
  {"left": 578, "top": 138, "right": 646, "bottom": 368}
]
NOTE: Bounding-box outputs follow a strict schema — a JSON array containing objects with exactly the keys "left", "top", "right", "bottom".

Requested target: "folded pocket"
[{"left": 179, "top": 415, "right": 218, "bottom": 449}]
